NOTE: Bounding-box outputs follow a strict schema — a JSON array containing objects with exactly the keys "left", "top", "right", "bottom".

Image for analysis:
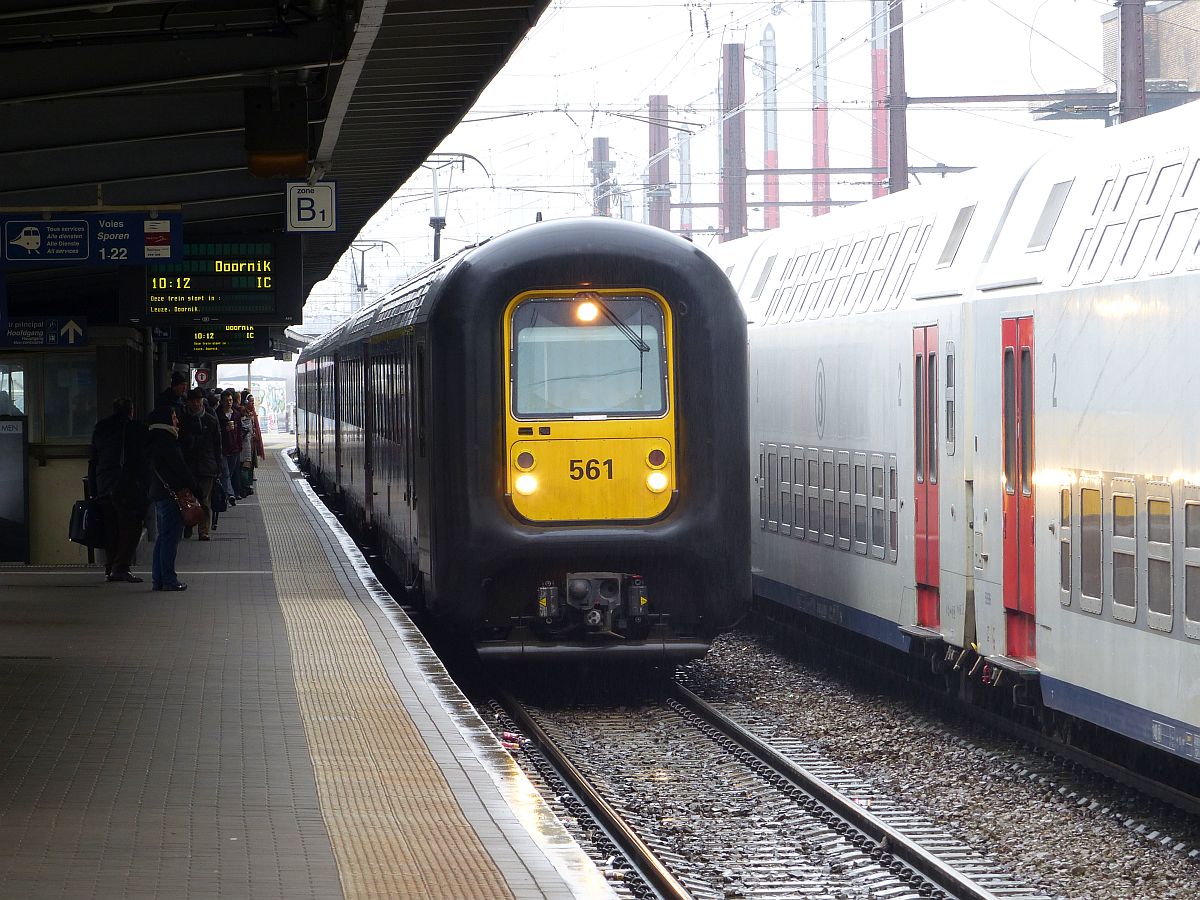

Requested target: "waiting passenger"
[
  {"left": 147, "top": 405, "right": 201, "bottom": 592},
  {"left": 88, "top": 398, "right": 148, "bottom": 583},
  {"left": 179, "top": 388, "right": 222, "bottom": 542}
]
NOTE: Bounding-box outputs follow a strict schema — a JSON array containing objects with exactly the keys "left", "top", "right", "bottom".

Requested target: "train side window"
[
  {"left": 1147, "top": 496, "right": 1173, "bottom": 630},
  {"left": 1019, "top": 349, "right": 1032, "bottom": 496},
  {"left": 793, "top": 458, "right": 806, "bottom": 535},
  {"left": 944, "top": 343, "right": 955, "bottom": 457},
  {"left": 1151, "top": 207, "right": 1198, "bottom": 275},
  {"left": 1185, "top": 501, "right": 1200, "bottom": 638},
  {"left": 870, "top": 460, "right": 886, "bottom": 558},
  {"left": 758, "top": 446, "right": 766, "bottom": 529},
  {"left": 821, "top": 450, "right": 836, "bottom": 547},
  {"left": 852, "top": 454, "right": 868, "bottom": 555},
  {"left": 1111, "top": 491, "right": 1137, "bottom": 621},
  {"left": 779, "top": 449, "right": 792, "bottom": 534},
  {"left": 837, "top": 453, "right": 851, "bottom": 549},
  {"left": 928, "top": 352, "right": 938, "bottom": 485},
  {"left": 914, "top": 352, "right": 925, "bottom": 484},
  {"left": 751, "top": 254, "right": 778, "bottom": 301},
  {"left": 767, "top": 447, "right": 779, "bottom": 532},
  {"left": 887, "top": 457, "right": 899, "bottom": 562},
  {"left": 806, "top": 449, "right": 821, "bottom": 542},
  {"left": 1080, "top": 487, "right": 1103, "bottom": 610},
  {"left": 1028, "top": 180, "right": 1073, "bottom": 252},
  {"left": 937, "top": 204, "right": 976, "bottom": 267},
  {"left": 1059, "top": 488, "right": 1072, "bottom": 602},
  {"left": 1003, "top": 349, "right": 1016, "bottom": 494}
]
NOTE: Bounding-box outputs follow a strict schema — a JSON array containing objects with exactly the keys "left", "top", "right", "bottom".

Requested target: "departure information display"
[
  {"left": 178, "top": 325, "right": 270, "bottom": 359},
  {"left": 120, "top": 234, "right": 301, "bottom": 326}
]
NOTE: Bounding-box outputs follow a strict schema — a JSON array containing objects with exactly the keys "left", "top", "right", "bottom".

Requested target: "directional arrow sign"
[{"left": 60, "top": 319, "right": 83, "bottom": 345}]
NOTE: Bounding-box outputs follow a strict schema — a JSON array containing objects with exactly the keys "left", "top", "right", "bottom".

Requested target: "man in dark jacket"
[
  {"left": 155, "top": 370, "right": 188, "bottom": 415},
  {"left": 88, "top": 398, "right": 148, "bottom": 582},
  {"left": 179, "top": 388, "right": 222, "bottom": 541},
  {"left": 147, "top": 404, "right": 202, "bottom": 592}
]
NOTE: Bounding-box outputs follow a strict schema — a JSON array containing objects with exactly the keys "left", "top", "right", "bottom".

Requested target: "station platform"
[{"left": 0, "top": 445, "right": 611, "bottom": 899}]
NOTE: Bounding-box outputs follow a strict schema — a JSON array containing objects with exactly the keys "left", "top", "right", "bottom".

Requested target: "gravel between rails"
[{"left": 678, "top": 631, "right": 1200, "bottom": 900}]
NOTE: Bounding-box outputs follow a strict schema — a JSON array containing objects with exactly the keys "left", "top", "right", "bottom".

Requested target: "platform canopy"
[{"left": 0, "top": 0, "right": 549, "bottom": 312}]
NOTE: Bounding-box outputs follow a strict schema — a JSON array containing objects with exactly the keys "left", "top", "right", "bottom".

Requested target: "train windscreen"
[{"left": 511, "top": 294, "right": 668, "bottom": 418}]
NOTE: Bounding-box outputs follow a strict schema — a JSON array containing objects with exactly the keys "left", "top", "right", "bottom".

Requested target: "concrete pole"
[
  {"left": 648, "top": 95, "right": 671, "bottom": 230},
  {"left": 720, "top": 42, "right": 747, "bottom": 242},
  {"left": 678, "top": 131, "right": 693, "bottom": 236},
  {"left": 762, "top": 24, "right": 780, "bottom": 229},
  {"left": 1115, "top": 0, "right": 1147, "bottom": 123},
  {"left": 812, "top": 3, "right": 830, "bottom": 216},
  {"left": 870, "top": 1, "right": 889, "bottom": 198},
  {"left": 887, "top": 0, "right": 910, "bottom": 193}
]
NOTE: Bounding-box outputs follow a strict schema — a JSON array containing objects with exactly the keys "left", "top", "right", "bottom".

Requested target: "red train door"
[
  {"left": 913, "top": 325, "right": 940, "bottom": 628},
  {"left": 1002, "top": 316, "right": 1036, "bottom": 659}
]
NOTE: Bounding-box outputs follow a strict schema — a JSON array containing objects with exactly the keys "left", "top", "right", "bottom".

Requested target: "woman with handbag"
[{"left": 147, "top": 404, "right": 203, "bottom": 592}]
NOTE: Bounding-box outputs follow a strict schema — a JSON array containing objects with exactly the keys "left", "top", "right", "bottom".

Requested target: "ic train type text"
[
  {"left": 709, "top": 99, "right": 1200, "bottom": 766},
  {"left": 297, "top": 218, "right": 750, "bottom": 661}
]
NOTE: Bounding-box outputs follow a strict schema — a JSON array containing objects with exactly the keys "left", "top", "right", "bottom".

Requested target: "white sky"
[{"left": 303, "top": 0, "right": 1120, "bottom": 325}]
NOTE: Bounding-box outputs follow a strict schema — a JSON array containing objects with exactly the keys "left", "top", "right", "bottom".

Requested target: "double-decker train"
[
  {"left": 709, "top": 99, "right": 1200, "bottom": 766},
  {"left": 297, "top": 217, "right": 750, "bottom": 660}
]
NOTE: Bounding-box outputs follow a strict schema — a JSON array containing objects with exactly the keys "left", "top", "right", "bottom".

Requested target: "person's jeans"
[
  {"left": 196, "top": 476, "right": 214, "bottom": 537},
  {"left": 224, "top": 453, "right": 242, "bottom": 496},
  {"left": 153, "top": 498, "right": 183, "bottom": 588}
]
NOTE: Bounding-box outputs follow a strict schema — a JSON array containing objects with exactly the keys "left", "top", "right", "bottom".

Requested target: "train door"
[
  {"left": 913, "top": 325, "right": 940, "bottom": 628},
  {"left": 363, "top": 343, "right": 375, "bottom": 530},
  {"left": 1002, "top": 316, "right": 1036, "bottom": 659}
]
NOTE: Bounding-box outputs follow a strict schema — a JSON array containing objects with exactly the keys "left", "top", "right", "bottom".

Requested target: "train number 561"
[{"left": 569, "top": 458, "right": 613, "bottom": 480}]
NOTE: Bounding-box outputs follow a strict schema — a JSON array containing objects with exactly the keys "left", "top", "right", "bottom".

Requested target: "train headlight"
[
  {"left": 576, "top": 301, "right": 599, "bottom": 322},
  {"left": 515, "top": 451, "right": 535, "bottom": 471},
  {"left": 646, "top": 471, "right": 669, "bottom": 493},
  {"left": 514, "top": 473, "right": 539, "bottom": 495},
  {"left": 647, "top": 448, "right": 667, "bottom": 468}
]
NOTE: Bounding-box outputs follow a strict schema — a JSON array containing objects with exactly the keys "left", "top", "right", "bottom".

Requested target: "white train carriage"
[{"left": 709, "top": 100, "right": 1200, "bottom": 764}]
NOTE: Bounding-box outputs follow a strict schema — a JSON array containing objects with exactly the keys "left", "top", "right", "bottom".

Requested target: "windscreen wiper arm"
[{"left": 593, "top": 295, "right": 650, "bottom": 353}]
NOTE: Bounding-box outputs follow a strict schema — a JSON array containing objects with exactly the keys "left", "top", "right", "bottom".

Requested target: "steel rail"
[
  {"left": 671, "top": 682, "right": 1003, "bottom": 900},
  {"left": 495, "top": 688, "right": 693, "bottom": 900}
]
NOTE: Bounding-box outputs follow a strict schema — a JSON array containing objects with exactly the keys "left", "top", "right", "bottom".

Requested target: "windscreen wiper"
[{"left": 593, "top": 295, "right": 650, "bottom": 353}]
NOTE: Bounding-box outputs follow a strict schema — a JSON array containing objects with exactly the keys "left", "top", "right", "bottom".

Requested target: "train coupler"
[{"left": 533, "top": 572, "right": 649, "bottom": 631}]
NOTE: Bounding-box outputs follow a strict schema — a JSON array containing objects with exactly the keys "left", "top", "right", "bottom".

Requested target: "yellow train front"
[{"left": 297, "top": 217, "right": 750, "bottom": 662}]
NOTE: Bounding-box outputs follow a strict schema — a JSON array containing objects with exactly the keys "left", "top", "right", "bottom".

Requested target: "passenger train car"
[
  {"left": 297, "top": 217, "right": 750, "bottom": 660},
  {"left": 709, "top": 100, "right": 1200, "bottom": 765}
]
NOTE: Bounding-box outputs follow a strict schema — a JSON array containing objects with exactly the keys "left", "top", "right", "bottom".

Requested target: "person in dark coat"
[
  {"left": 179, "top": 388, "right": 222, "bottom": 541},
  {"left": 216, "top": 391, "right": 246, "bottom": 500},
  {"left": 147, "top": 404, "right": 201, "bottom": 592},
  {"left": 88, "top": 397, "right": 148, "bottom": 582},
  {"left": 155, "top": 370, "right": 188, "bottom": 416}
]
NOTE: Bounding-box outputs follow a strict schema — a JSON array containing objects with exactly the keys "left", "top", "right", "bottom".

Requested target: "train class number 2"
[{"left": 569, "top": 458, "right": 614, "bottom": 480}]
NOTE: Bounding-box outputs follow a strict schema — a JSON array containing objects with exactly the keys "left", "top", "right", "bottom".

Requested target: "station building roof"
[{"left": 0, "top": 0, "right": 549, "bottom": 317}]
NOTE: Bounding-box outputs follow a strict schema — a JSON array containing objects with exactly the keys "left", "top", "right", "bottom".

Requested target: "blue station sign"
[
  {"left": 0, "top": 317, "right": 87, "bottom": 347},
  {"left": 1, "top": 211, "right": 182, "bottom": 267}
]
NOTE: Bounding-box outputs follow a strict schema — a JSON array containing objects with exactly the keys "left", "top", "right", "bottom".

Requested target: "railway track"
[{"left": 495, "top": 681, "right": 1050, "bottom": 900}]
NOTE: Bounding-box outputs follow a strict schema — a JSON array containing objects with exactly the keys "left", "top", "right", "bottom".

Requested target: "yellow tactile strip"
[{"left": 258, "top": 464, "right": 515, "bottom": 900}]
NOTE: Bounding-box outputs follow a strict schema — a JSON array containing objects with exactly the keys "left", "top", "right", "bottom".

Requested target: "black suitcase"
[{"left": 69, "top": 499, "right": 107, "bottom": 548}]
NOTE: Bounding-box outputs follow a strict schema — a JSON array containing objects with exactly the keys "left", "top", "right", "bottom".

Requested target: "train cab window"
[
  {"left": 1112, "top": 493, "right": 1136, "bottom": 615},
  {"left": 914, "top": 354, "right": 925, "bottom": 483},
  {"left": 511, "top": 294, "right": 667, "bottom": 419},
  {"left": 1027, "top": 180, "right": 1073, "bottom": 252},
  {"left": 1081, "top": 488, "right": 1103, "bottom": 606},
  {"left": 1147, "top": 497, "right": 1173, "bottom": 627},
  {"left": 937, "top": 204, "right": 976, "bottom": 267}
]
